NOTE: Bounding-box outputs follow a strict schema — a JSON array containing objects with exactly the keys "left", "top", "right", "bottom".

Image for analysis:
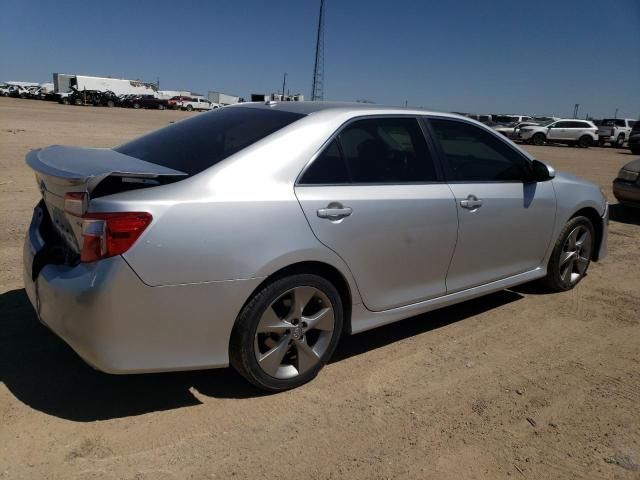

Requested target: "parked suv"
[
  {"left": 518, "top": 119, "right": 598, "bottom": 147},
  {"left": 598, "top": 118, "right": 636, "bottom": 147}
]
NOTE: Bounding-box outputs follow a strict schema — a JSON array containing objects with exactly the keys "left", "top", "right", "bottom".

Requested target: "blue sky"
[{"left": 1, "top": 0, "right": 639, "bottom": 118}]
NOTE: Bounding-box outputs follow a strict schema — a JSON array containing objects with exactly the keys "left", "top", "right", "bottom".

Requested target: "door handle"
[
  {"left": 317, "top": 203, "right": 352, "bottom": 220},
  {"left": 460, "top": 195, "right": 483, "bottom": 210}
]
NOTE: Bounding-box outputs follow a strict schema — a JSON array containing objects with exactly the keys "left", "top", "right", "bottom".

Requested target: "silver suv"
[{"left": 519, "top": 119, "right": 599, "bottom": 147}]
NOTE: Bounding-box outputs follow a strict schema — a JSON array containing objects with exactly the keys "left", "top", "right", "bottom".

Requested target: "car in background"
[
  {"left": 493, "top": 114, "right": 533, "bottom": 124},
  {"left": 0, "top": 84, "right": 10, "bottom": 96},
  {"left": 628, "top": 120, "right": 640, "bottom": 155},
  {"left": 532, "top": 116, "right": 559, "bottom": 123},
  {"left": 181, "top": 96, "right": 216, "bottom": 111},
  {"left": 65, "top": 89, "right": 120, "bottom": 107},
  {"left": 598, "top": 118, "right": 636, "bottom": 147},
  {"left": 613, "top": 158, "right": 640, "bottom": 207},
  {"left": 467, "top": 114, "right": 493, "bottom": 123},
  {"left": 124, "top": 95, "right": 169, "bottom": 110},
  {"left": 22, "top": 102, "right": 608, "bottom": 391},
  {"left": 518, "top": 119, "right": 598, "bottom": 147},
  {"left": 493, "top": 121, "right": 539, "bottom": 140},
  {"left": 168, "top": 96, "right": 191, "bottom": 109}
]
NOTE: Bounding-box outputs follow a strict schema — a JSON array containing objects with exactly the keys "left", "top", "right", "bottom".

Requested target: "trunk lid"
[{"left": 26, "top": 145, "right": 186, "bottom": 253}]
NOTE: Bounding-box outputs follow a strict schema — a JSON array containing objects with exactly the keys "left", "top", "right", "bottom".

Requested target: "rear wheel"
[
  {"left": 544, "top": 216, "right": 594, "bottom": 292},
  {"left": 157, "top": 103, "right": 165, "bottom": 110},
  {"left": 133, "top": 102, "right": 141, "bottom": 109},
  {"left": 532, "top": 133, "right": 546, "bottom": 146},
  {"left": 106, "top": 100, "right": 115, "bottom": 108},
  {"left": 615, "top": 134, "right": 625, "bottom": 147},
  {"left": 186, "top": 104, "right": 193, "bottom": 111},
  {"left": 230, "top": 274, "right": 343, "bottom": 391},
  {"left": 578, "top": 135, "right": 593, "bottom": 148}
]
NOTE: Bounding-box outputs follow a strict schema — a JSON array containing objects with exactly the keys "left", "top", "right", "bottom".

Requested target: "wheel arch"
[
  {"left": 237, "top": 261, "right": 354, "bottom": 336},
  {"left": 570, "top": 207, "right": 604, "bottom": 261}
]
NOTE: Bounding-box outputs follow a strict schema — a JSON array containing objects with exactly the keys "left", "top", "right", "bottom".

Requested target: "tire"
[
  {"left": 62, "top": 97, "right": 70, "bottom": 105},
  {"left": 544, "top": 216, "right": 595, "bottom": 292},
  {"left": 230, "top": 273, "right": 344, "bottom": 391},
  {"left": 133, "top": 102, "right": 141, "bottom": 109},
  {"left": 532, "top": 133, "right": 546, "bottom": 146},
  {"left": 186, "top": 104, "right": 193, "bottom": 111},
  {"left": 615, "top": 134, "right": 624, "bottom": 148},
  {"left": 106, "top": 100, "right": 115, "bottom": 108},
  {"left": 578, "top": 135, "right": 592, "bottom": 148},
  {"left": 157, "top": 104, "right": 165, "bottom": 110},
  {"left": 73, "top": 98, "right": 82, "bottom": 106}
]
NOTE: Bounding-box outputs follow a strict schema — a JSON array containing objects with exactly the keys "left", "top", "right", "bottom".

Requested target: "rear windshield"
[{"left": 115, "top": 107, "right": 305, "bottom": 175}]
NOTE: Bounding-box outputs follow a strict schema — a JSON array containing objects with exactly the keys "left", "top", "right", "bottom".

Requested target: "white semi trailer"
[
  {"left": 53, "top": 73, "right": 157, "bottom": 96},
  {"left": 208, "top": 91, "right": 240, "bottom": 106}
]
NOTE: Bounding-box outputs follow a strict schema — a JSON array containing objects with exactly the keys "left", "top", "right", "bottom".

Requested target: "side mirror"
[{"left": 531, "top": 159, "right": 555, "bottom": 182}]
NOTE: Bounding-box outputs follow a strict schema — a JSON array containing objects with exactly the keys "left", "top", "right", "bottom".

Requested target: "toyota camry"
[{"left": 24, "top": 102, "right": 608, "bottom": 390}]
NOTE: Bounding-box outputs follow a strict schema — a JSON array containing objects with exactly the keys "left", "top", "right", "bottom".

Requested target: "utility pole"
[
  {"left": 157, "top": 76, "right": 160, "bottom": 89},
  {"left": 614, "top": 107, "right": 618, "bottom": 119},
  {"left": 282, "top": 72, "right": 287, "bottom": 100},
  {"left": 573, "top": 103, "right": 580, "bottom": 119},
  {"left": 311, "top": 0, "right": 326, "bottom": 101}
]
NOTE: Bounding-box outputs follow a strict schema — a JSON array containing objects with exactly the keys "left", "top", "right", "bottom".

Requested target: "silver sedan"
[{"left": 23, "top": 102, "right": 608, "bottom": 390}]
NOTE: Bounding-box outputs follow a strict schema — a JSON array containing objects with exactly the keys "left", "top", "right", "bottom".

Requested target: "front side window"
[
  {"left": 429, "top": 118, "right": 532, "bottom": 182},
  {"left": 299, "top": 117, "right": 438, "bottom": 185},
  {"left": 339, "top": 118, "right": 437, "bottom": 183}
]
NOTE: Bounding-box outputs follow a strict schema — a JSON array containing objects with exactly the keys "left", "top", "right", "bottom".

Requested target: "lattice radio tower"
[{"left": 311, "top": 0, "right": 325, "bottom": 101}]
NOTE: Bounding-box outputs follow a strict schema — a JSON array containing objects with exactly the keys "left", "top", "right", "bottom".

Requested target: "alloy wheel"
[
  {"left": 559, "top": 225, "right": 592, "bottom": 285},
  {"left": 254, "top": 286, "right": 335, "bottom": 379}
]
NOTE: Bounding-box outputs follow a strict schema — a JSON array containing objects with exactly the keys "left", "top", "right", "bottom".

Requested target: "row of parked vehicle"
[
  {"left": 57, "top": 88, "right": 219, "bottom": 111},
  {"left": 465, "top": 113, "right": 638, "bottom": 151},
  {"left": 0, "top": 84, "right": 52, "bottom": 99},
  {"left": 1, "top": 83, "right": 218, "bottom": 112}
]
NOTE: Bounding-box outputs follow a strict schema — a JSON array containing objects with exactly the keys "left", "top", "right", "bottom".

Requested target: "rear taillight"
[{"left": 80, "top": 212, "right": 152, "bottom": 262}]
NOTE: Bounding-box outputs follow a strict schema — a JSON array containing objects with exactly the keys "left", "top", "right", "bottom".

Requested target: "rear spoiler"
[{"left": 26, "top": 145, "right": 187, "bottom": 189}]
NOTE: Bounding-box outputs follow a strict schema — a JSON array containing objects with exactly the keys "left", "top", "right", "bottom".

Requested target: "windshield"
[{"left": 115, "top": 107, "right": 305, "bottom": 176}]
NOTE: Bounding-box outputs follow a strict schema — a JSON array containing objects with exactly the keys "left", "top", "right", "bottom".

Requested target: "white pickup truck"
[{"left": 598, "top": 118, "right": 636, "bottom": 147}]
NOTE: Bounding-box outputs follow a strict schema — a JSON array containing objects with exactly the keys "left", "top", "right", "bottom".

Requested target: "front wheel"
[
  {"left": 544, "top": 216, "right": 594, "bottom": 292},
  {"left": 615, "top": 134, "right": 625, "bottom": 148},
  {"left": 230, "top": 274, "right": 344, "bottom": 391},
  {"left": 532, "top": 133, "right": 546, "bottom": 146},
  {"left": 186, "top": 104, "right": 193, "bottom": 111}
]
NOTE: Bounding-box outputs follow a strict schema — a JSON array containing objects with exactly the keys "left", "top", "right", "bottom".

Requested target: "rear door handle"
[
  {"left": 460, "top": 195, "right": 483, "bottom": 210},
  {"left": 317, "top": 203, "right": 352, "bottom": 220}
]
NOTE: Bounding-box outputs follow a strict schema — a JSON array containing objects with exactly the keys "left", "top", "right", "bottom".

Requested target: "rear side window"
[
  {"left": 115, "top": 107, "right": 304, "bottom": 176},
  {"left": 301, "top": 139, "right": 349, "bottom": 184},
  {"left": 300, "top": 117, "right": 438, "bottom": 185},
  {"left": 429, "top": 118, "right": 532, "bottom": 182}
]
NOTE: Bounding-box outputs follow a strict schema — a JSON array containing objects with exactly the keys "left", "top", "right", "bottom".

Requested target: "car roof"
[{"left": 230, "top": 101, "right": 466, "bottom": 119}]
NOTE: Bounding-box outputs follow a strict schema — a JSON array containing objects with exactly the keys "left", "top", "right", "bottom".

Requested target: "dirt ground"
[{"left": 0, "top": 97, "right": 638, "bottom": 480}]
